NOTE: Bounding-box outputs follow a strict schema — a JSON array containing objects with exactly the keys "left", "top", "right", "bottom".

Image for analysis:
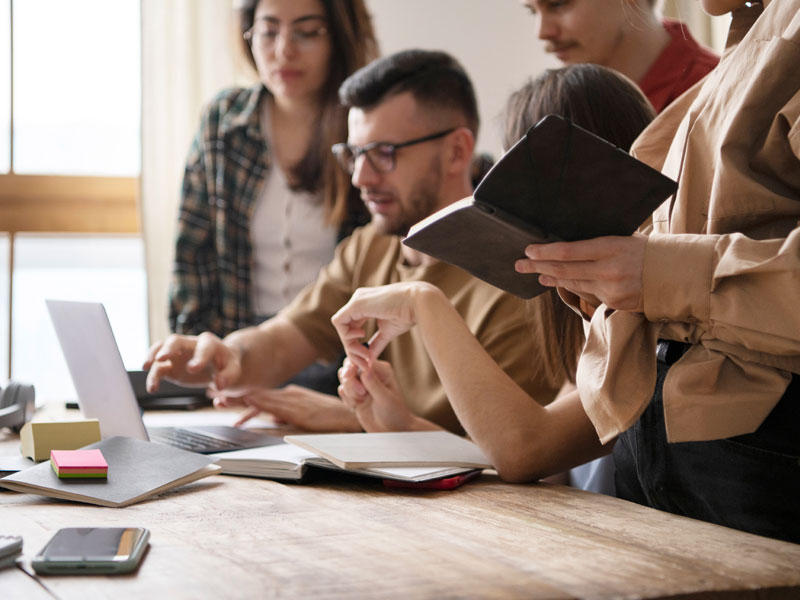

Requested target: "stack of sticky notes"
[{"left": 50, "top": 449, "right": 108, "bottom": 479}]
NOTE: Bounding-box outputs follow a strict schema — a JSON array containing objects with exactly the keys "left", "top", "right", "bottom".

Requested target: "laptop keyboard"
[{"left": 148, "top": 428, "right": 240, "bottom": 452}]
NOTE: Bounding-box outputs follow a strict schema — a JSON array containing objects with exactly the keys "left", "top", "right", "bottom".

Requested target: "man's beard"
[{"left": 384, "top": 157, "right": 442, "bottom": 237}]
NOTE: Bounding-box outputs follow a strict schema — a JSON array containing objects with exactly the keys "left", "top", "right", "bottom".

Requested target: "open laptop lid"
[{"left": 46, "top": 299, "right": 148, "bottom": 441}]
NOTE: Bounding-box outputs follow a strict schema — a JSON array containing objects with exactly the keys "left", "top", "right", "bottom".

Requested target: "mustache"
[{"left": 360, "top": 188, "right": 394, "bottom": 201}]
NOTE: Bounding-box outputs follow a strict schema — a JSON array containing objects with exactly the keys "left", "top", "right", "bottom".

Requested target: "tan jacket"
[{"left": 571, "top": 0, "right": 800, "bottom": 444}]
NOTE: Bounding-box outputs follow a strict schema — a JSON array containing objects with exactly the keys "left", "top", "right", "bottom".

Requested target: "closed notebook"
[
  {"left": 0, "top": 436, "right": 220, "bottom": 507},
  {"left": 403, "top": 114, "right": 678, "bottom": 299},
  {"left": 284, "top": 431, "right": 492, "bottom": 470}
]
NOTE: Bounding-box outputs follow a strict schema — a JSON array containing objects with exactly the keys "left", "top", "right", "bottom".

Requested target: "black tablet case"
[{"left": 403, "top": 114, "right": 677, "bottom": 299}]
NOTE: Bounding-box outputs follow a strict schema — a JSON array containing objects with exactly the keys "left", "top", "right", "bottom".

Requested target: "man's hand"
[
  {"left": 515, "top": 234, "right": 647, "bottom": 311},
  {"left": 338, "top": 358, "right": 436, "bottom": 432},
  {"left": 144, "top": 332, "right": 243, "bottom": 394},
  {"left": 214, "top": 385, "right": 362, "bottom": 433}
]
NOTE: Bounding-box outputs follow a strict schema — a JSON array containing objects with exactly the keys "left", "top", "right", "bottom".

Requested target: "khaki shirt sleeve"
[{"left": 643, "top": 228, "right": 800, "bottom": 358}]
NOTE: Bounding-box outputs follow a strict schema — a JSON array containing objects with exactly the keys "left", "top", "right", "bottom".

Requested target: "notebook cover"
[
  {"left": 404, "top": 114, "right": 677, "bottom": 298},
  {"left": 0, "top": 436, "right": 220, "bottom": 507}
]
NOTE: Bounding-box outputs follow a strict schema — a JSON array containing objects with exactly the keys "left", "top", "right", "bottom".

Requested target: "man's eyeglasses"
[
  {"left": 331, "top": 129, "right": 456, "bottom": 175},
  {"left": 244, "top": 19, "right": 329, "bottom": 51}
]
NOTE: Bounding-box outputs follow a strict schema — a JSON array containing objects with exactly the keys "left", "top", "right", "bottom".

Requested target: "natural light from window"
[
  {"left": 12, "top": 0, "right": 140, "bottom": 176},
  {"left": 11, "top": 235, "right": 147, "bottom": 403},
  {"left": 0, "top": 234, "right": 8, "bottom": 380},
  {"left": 0, "top": 0, "right": 10, "bottom": 174}
]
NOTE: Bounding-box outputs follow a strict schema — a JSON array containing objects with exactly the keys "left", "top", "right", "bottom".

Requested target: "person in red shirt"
[
  {"left": 522, "top": 0, "right": 718, "bottom": 496},
  {"left": 523, "top": 0, "right": 719, "bottom": 112}
]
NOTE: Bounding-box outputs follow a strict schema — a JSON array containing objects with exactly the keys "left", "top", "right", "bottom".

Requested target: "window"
[
  {"left": 0, "top": 0, "right": 141, "bottom": 235},
  {"left": 1, "top": 1, "right": 144, "bottom": 401},
  {"left": 0, "top": 234, "right": 8, "bottom": 379},
  {"left": 0, "top": 0, "right": 9, "bottom": 174},
  {"left": 12, "top": 0, "right": 140, "bottom": 176},
  {"left": 11, "top": 235, "right": 147, "bottom": 402}
]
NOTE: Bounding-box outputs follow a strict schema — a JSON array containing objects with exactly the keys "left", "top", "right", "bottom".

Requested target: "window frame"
[{"left": 0, "top": 174, "right": 139, "bottom": 234}]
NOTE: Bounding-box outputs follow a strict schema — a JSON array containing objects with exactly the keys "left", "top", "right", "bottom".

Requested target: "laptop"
[{"left": 46, "top": 299, "right": 283, "bottom": 454}]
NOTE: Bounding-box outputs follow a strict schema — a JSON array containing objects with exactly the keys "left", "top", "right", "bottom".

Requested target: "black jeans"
[{"left": 614, "top": 341, "right": 800, "bottom": 544}]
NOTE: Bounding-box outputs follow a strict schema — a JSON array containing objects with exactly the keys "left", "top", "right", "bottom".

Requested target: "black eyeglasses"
[{"left": 331, "top": 128, "right": 456, "bottom": 174}]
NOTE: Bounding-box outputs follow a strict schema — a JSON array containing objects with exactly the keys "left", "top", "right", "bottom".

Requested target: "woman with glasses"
[{"left": 169, "top": 0, "right": 378, "bottom": 394}]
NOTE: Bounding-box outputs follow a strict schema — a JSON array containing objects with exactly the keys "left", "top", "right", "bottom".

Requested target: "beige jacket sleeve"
[{"left": 644, "top": 229, "right": 800, "bottom": 364}]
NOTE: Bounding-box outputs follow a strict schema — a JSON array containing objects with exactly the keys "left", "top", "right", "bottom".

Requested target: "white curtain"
[{"left": 140, "top": 0, "right": 255, "bottom": 344}]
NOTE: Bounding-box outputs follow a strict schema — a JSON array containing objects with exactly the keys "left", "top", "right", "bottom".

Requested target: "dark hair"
[
  {"left": 339, "top": 49, "right": 480, "bottom": 137},
  {"left": 502, "top": 63, "right": 655, "bottom": 384},
  {"left": 236, "top": 0, "right": 379, "bottom": 226}
]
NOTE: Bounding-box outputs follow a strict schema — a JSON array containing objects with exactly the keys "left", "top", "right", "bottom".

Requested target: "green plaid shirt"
[{"left": 169, "top": 84, "right": 366, "bottom": 336}]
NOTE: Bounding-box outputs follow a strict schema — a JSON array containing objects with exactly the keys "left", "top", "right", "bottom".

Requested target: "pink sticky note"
[{"left": 50, "top": 449, "right": 108, "bottom": 472}]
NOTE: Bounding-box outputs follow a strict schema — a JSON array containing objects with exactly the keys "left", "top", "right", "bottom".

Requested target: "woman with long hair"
[{"left": 169, "top": 0, "right": 377, "bottom": 393}]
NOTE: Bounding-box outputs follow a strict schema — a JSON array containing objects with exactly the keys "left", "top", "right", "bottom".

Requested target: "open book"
[
  {"left": 0, "top": 436, "right": 220, "bottom": 507},
  {"left": 403, "top": 114, "right": 678, "bottom": 298},
  {"left": 213, "top": 431, "right": 491, "bottom": 483}
]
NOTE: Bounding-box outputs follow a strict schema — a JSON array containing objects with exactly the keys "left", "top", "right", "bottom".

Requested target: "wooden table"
[{"left": 1, "top": 428, "right": 799, "bottom": 599}]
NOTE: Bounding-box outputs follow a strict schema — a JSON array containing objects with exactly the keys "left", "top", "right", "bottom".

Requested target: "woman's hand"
[
  {"left": 515, "top": 234, "right": 647, "bottom": 311},
  {"left": 338, "top": 358, "right": 437, "bottom": 432},
  {"left": 331, "top": 281, "right": 441, "bottom": 369}
]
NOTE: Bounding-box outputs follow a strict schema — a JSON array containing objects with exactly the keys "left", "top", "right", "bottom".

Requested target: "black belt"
[{"left": 656, "top": 340, "right": 690, "bottom": 366}]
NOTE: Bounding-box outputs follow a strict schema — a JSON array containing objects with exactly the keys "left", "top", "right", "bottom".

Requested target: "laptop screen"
[{"left": 46, "top": 299, "right": 149, "bottom": 441}]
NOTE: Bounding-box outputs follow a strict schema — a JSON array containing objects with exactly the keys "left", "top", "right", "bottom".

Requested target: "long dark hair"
[
  {"left": 237, "top": 0, "right": 379, "bottom": 226},
  {"left": 502, "top": 64, "right": 655, "bottom": 384}
]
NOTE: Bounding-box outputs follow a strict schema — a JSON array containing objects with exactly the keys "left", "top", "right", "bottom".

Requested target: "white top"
[{"left": 251, "top": 103, "right": 337, "bottom": 316}]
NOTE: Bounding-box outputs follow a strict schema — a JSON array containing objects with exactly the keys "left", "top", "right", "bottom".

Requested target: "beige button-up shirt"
[{"left": 571, "top": 0, "right": 800, "bottom": 444}]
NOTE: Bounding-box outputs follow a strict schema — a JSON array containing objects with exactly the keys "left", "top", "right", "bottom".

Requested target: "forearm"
[
  {"left": 223, "top": 316, "right": 319, "bottom": 390},
  {"left": 410, "top": 286, "right": 607, "bottom": 481}
]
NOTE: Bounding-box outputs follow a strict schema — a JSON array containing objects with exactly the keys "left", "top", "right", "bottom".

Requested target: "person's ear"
[{"left": 443, "top": 127, "right": 476, "bottom": 175}]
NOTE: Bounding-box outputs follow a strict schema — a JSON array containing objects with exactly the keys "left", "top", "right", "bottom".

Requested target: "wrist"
[
  {"left": 409, "top": 282, "right": 448, "bottom": 325},
  {"left": 222, "top": 330, "right": 246, "bottom": 361}
]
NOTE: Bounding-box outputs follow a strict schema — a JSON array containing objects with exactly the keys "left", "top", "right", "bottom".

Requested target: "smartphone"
[
  {"left": 0, "top": 534, "right": 23, "bottom": 569},
  {"left": 32, "top": 527, "right": 150, "bottom": 575}
]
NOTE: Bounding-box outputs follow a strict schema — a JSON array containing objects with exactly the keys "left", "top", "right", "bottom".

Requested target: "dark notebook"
[
  {"left": 403, "top": 114, "right": 677, "bottom": 299},
  {"left": 0, "top": 436, "right": 220, "bottom": 507}
]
